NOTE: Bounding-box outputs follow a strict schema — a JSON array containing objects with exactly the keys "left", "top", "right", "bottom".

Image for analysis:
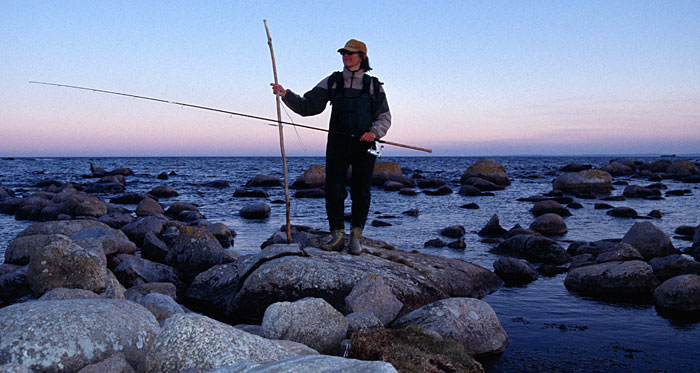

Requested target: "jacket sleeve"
[
  {"left": 370, "top": 82, "right": 391, "bottom": 139},
  {"left": 281, "top": 76, "right": 331, "bottom": 117}
]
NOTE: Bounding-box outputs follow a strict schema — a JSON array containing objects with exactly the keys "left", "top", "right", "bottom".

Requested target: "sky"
[{"left": 1, "top": 1, "right": 698, "bottom": 157}]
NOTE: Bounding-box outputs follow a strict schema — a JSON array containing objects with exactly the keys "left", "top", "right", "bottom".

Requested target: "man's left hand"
[{"left": 359, "top": 132, "right": 376, "bottom": 142}]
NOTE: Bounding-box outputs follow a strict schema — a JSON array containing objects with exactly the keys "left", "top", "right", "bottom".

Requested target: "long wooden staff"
[{"left": 264, "top": 20, "right": 292, "bottom": 244}]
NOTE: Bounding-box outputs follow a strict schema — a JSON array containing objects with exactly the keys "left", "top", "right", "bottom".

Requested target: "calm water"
[{"left": 1, "top": 156, "right": 699, "bottom": 372}]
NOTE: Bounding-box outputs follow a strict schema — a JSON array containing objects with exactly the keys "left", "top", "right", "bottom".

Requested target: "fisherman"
[{"left": 271, "top": 39, "right": 391, "bottom": 255}]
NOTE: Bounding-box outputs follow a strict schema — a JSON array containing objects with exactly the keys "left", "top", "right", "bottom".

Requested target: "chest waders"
[{"left": 324, "top": 72, "right": 377, "bottom": 238}]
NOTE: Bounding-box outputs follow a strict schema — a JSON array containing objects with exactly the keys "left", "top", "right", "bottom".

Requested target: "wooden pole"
[{"left": 263, "top": 20, "right": 292, "bottom": 244}]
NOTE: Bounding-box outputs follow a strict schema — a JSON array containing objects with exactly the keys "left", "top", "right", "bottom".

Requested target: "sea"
[{"left": 1, "top": 156, "right": 699, "bottom": 372}]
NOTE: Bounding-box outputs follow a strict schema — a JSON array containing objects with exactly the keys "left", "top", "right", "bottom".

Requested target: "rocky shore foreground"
[{"left": 1, "top": 157, "right": 699, "bottom": 372}]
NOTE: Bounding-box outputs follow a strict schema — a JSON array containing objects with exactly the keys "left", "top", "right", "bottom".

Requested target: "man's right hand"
[{"left": 270, "top": 83, "right": 287, "bottom": 97}]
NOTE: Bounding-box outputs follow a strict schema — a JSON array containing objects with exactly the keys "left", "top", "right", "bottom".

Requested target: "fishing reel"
[{"left": 368, "top": 142, "right": 383, "bottom": 157}]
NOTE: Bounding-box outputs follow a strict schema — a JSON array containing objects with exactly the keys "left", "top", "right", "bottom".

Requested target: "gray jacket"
[{"left": 282, "top": 67, "right": 391, "bottom": 138}]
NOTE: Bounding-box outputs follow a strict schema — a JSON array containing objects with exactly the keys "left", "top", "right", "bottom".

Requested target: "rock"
[
  {"left": 383, "top": 181, "right": 405, "bottom": 191},
  {"left": 204, "top": 222, "right": 236, "bottom": 249},
  {"left": 458, "top": 185, "right": 481, "bottom": 196},
  {"left": 38, "top": 287, "right": 100, "bottom": 300},
  {"left": 177, "top": 210, "right": 206, "bottom": 221},
  {"left": 564, "top": 260, "right": 659, "bottom": 298},
  {"left": 461, "top": 202, "right": 480, "bottom": 209},
  {"left": 346, "top": 312, "right": 384, "bottom": 337},
  {"left": 135, "top": 197, "right": 164, "bottom": 216},
  {"left": 70, "top": 226, "right": 137, "bottom": 256},
  {"left": 392, "top": 297, "right": 508, "bottom": 357},
  {"left": 233, "top": 188, "right": 270, "bottom": 198},
  {"left": 245, "top": 174, "right": 282, "bottom": 187},
  {"left": 552, "top": 169, "right": 612, "bottom": 194},
  {"left": 124, "top": 282, "right": 178, "bottom": 303},
  {"left": 606, "top": 206, "right": 638, "bottom": 218},
  {"left": 478, "top": 214, "right": 507, "bottom": 237},
  {"left": 461, "top": 176, "right": 504, "bottom": 191},
  {"left": 621, "top": 222, "right": 677, "bottom": 260},
  {"left": 0, "top": 266, "right": 32, "bottom": 307},
  {"left": 649, "top": 254, "right": 700, "bottom": 282},
  {"left": 110, "top": 193, "right": 149, "bottom": 205},
  {"left": 0, "top": 299, "right": 159, "bottom": 372},
  {"left": 16, "top": 219, "right": 109, "bottom": 238},
  {"left": 348, "top": 326, "right": 482, "bottom": 373},
  {"left": 371, "top": 219, "right": 392, "bottom": 227},
  {"left": 648, "top": 210, "right": 663, "bottom": 218},
  {"left": 652, "top": 274, "right": 700, "bottom": 316},
  {"left": 164, "top": 202, "right": 199, "bottom": 218},
  {"left": 148, "top": 186, "right": 178, "bottom": 198},
  {"left": 185, "top": 262, "right": 240, "bottom": 319},
  {"left": 601, "top": 161, "right": 634, "bottom": 176},
  {"left": 5, "top": 234, "right": 57, "bottom": 265},
  {"left": 345, "top": 275, "right": 403, "bottom": 326},
  {"left": 398, "top": 188, "right": 417, "bottom": 196},
  {"left": 440, "top": 225, "right": 465, "bottom": 238},
  {"left": 138, "top": 292, "right": 186, "bottom": 323},
  {"left": 293, "top": 188, "right": 325, "bottom": 198},
  {"left": 295, "top": 165, "right": 325, "bottom": 188},
  {"left": 402, "top": 208, "right": 419, "bottom": 217},
  {"left": 145, "top": 313, "right": 297, "bottom": 372},
  {"left": 495, "top": 235, "right": 571, "bottom": 265},
  {"left": 239, "top": 203, "right": 271, "bottom": 219},
  {"left": 98, "top": 212, "right": 135, "bottom": 229},
  {"left": 530, "top": 200, "right": 572, "bottom": 217},
  {"left": 212, "top": 355, "right": 398, "bottom": 373},
  {"left": 166, "top": 226, "right": 225, "bottom": 281},
  {"left": 493, "top": 257, "right": 539, "bottom": 285},
  {"left": 595, "top": 243, "right": 643, "bottom": 263},
  {"left": 120, "top": 215, "right": 168, "bottom": 247},
  {"left": 423, "top": 185, "right": 453, "bottom": 196},
  {"left": 113, "top": 255, "right": 185, "bottom": 293},
  {"left": 26, "top": 234, "right": 108, "bottom": 296},
  {"left": 623, "top": 185, "right": 660, "bottom": 198},
  {"left": 417, "top": 178, "right": 446, "bottom": 189},
  {"left": 76, "top": 352, "right": 134, "bottom": 373},
  {"left": 262, "top": 297, "right": 348, "bottom": 354},
  {"left": 423, "top": 238, "right": 446, "bottom": 248},
  {"left": 157, "top": 172, "right": 169, "bottom": 180},
  {"left": 141, "top": 231, "right": 169, "bottom": 263},
  {"left": 227, "top": 245, "right": 503, "bottom": 324},
  {"left": 530, "top": 213, "right": 568, "bottom": 236},
  {"left": 371, "top": 162, "right": 402, "bottom": 186},
  {"left": 461, "top": 158, "right": 510, "bottom": 186},
  {"left": 561, "top": 163, "right": 592, "bottom": 172}
]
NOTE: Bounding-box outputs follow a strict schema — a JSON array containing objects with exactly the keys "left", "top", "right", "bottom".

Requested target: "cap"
[{"left": 338, "top": 39, "right": 367, "bottom": 54}]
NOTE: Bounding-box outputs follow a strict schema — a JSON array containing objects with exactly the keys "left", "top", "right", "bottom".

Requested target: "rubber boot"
[
  {"left": 348, "top": 227, "right": 363, "bottom": 255},
  {"left": 321, "top": 229, "right": 345, "bottom": 251}
]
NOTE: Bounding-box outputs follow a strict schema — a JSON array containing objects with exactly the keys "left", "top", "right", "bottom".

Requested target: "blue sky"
[{"left": 1, "top": 1, "right": 698, "bottom": 156}]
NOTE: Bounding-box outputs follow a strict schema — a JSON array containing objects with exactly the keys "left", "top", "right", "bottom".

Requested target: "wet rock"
[
  {"left": 447, "top": 239, "right": 466, "bottom": 249},
  {"left": 157, "top": 172, "right": 169, "bottom": 180},
  {"left": 440, "top": 225, "right": 465, "bottom": 238},
  {"left": 493, "top": 257, "right": 539, "bottom": 285},
  {"left": 648, "top": 210, "right": 663, "bottom": 218},
  {"left": 621, "top": 221, "right": 678, "bottom": 260},
  {"left": 120, "top": 215, "right": 168, "bottom": 247},
  {"left": 530, "top": 213, "right": 567, "bottom": 236},
  {"left": 293, "top": 188, "right": 325, "bottom": 198},
  {"left": 478, "top": 214, "right": 507, "bottom": 237},
  {"left": 461, "top": 202, "right": 480, "bottom": 209},
  {"left": 567, "top": 202, "right": 584, "bottom": 209},
  {"left": 461, "top": 176, "right": 504, "bottom": 191},
  {"left": 164, "top": 202, "right": 199, "bottom": 218},
  {"left": 392, "top": 297, "right": 508, "bottom": 357},
  {"left": 552, "top": 169, "right": 612, "bottom": 194},
  {"left": 26, "top": 234, "right": 108, "bottom": 296},
  {"left": 372, "top": 219, "right": 392, "bottom": 227},
  {"left": 606, "top": 206, "right": 638, "bottom": 218},
  {"left": 530, "top": 200, "right": 572, "bottom": 217},
  {"left": 239, "top": 203, "right": 271, "bottom": 219},
  {"left": 458, "top": 185, "right": 481, "bottom": 196},
  {"left": 227, "top": 245, "right": 503, "bottom": 323},
  {"left": 495, "top": 235, "right": 570, "bottom": 265},
  {"left": 165, "top": 226, "right": 225, "bottom": 281},
  {"left": 148, "top": 185, "right": 178, "bottom": 198},
  {"left": 402, "top": 208, "right": 419, "bottom": 217},
  {"left": 204, "top": 180, "right": 230, "bottom": 188},
  {"left": 262, "top": 297, "right": 348, "bottom": 354},
  {"left": 424, "top": 238, "right": 446, "bottom": 248},
  {"left": 423, "top": 185, "right": 453, "bottom": 195},
  {"left": 135, "top": 197, "right": 163, "bottom": 216},
  {"left": 0, "top": 299, "right": 159, "bottom": 372},
  {"left": 177, "top": 209, "right": 206, "bottom": 222},
  {"left": 564, "top": 260, "right": 659, "bottom": 298},
  {"left": 398, "top": 188, "right": 417, "bottom": 196},
  {"left": 461, "top": 158, "right": 510, "bottom": 186},
  {"left": 345, "top": 275, "right": 403, "bottom": 326},
  {"left": 233, "top": 188, "right": 270, "bottom": 198},
  {"left": 649, "top": 254, "right": 700, "bottom": 282},
  {"left": 245, "top": 174, "right": 282, "bottom": 188},
  {"left": 417, "top": 178, "right": 446, "bottom": 189},
  {"left": 652, "top": 274, "right": 700, "bottom": 316},
  {"left": 348, "top": 326, "right": 481, "bottom": 373}
]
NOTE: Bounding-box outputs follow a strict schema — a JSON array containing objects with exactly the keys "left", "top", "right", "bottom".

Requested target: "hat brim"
[{"left": 338, "top": 48, "right": 364, "bottom": 54}]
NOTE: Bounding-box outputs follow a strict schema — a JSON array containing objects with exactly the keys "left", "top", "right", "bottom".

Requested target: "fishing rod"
[{"left": 29, "top": 81, "right": 433, "bottom": 153}]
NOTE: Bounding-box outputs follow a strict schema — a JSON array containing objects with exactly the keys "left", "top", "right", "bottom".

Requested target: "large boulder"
[
  {"left": 120, "top": 215, "right": 168, "bottom": 247},
  {"left": 165, "top": 226, "right": 225, "bottom": 281},
  {"left": 262, "top": 297, "right": 348, "bottom": 354},
  {"left": 345, "top": 275, "right": 404, "bottom": 326},
  {"left": 601, "top": 161, "right": 634, "bottom": 176},
  {"left": 564, "top": 260, "right": 660, "bottom": 298},
  {"left": 227, "top": 245, "right": 503, "bottom": 323},
  {"left": 493, "top": 257, "right": 539, "bottom": 285},
  {"left": 652, "top": 274, "right": 700, "bottom": 316},
  {"left": 112, "top": 255, "right": 186, "bottom": 293},
  {"left": 70, "top": 226, "right": 137, "bottom": 256},
  {"left": 212, "top": 355, "right": 398, "bottom": 373},
  {"left": 495, "top": 235, "right": 570, "bottom": 265},
  {"left": 460, "top": 158, "right": 510, "bottom": 186},
  {"left": 0, "top": 299, "right": 159, "bottom": 372},
  {"left": 552, "top": 169, "right": 612, "bottom": 194},
  {"left": 26, "top": 234, "right": 108, "bottom": 296},
  {"left": 16, "top": 219, "right": 110, "bottom": 238},
  {"left": 148, "top": 186, "right": 178, "bottom": 198},
  {"left": 530, "top": 200, "right": 572, "bottom": 217},
  {"left": 392, "top": 297, "right": 508, "bottom": 357},
  {"left": 294, "top": 165, "right": 325, "bottom": 188},
  {"left": 529, "top": 213, "right": 568, "bottom": 236},
  {"left": 239, "top": 203, "right": 271, "bottom": 219},
  {"left": 185, "top": 262, "right": 240, "bottom": 319},
  {"left": 371, "top": 161, "right": 402, "bottom": 186},
  {"left": 145, "top": 313, "right": 297, "bottom": 372},
  {"left": 649, "top": 254, "right": 700, "bottom": 282},
  {"left": 135, "top": 197, "right": 164, "bottom": 217},
  {"left": 5, "top": 234, "right": 57, "bottom": 265},
  {"left": 621, "top": 222, "right": 678, "bottom": 260},
  {"left": 245, "top": 174, "right": 282, "bottom": 188}
]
